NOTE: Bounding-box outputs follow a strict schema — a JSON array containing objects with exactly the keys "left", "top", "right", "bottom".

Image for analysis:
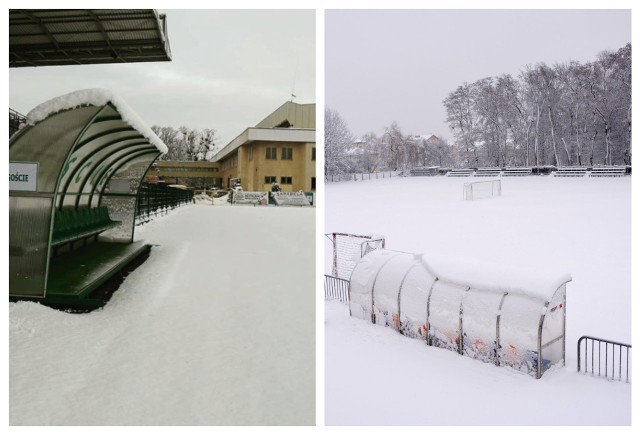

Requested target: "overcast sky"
[
  {"left": 9, "top": 9, "right": 315, "bottom": 147},
  {"left": 325, "top": 9, "right": 631, "bottom": 142}
]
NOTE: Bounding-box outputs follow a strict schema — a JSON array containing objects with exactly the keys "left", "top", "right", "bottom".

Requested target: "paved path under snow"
[{"left": 10, "top": 204, "right": 315, "bottom": 425}]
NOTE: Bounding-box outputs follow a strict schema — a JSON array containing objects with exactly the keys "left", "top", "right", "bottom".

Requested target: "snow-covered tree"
[
  {"left": 325, "top": 107, "right": 355, "bottom": 175},
  {"left": 444, "top": 43, "right": 631, "bottom": 167}
]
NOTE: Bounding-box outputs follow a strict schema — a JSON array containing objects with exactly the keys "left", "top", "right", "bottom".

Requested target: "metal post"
[
  {"left": 425, "top": 278, "right": 439, "bottom": 345},
  {"left": 459, "top": 288, "right": 470, "bottom": 355},
  {"left": 536, "top": 301, "right": 549, "bottom": 379},
  {"left": 370, "top": 254, "right": 398, "bottom": 325},
  {"left": 496, "top": 292, "right": 508, "bottom": 366},
  {"left": 396, "top": 264, "right": 418, "bottom": 334}
]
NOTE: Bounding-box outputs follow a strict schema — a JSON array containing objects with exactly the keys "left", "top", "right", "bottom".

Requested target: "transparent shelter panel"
[
  {"left": 76, "top": 119, "right": 129, "bottom": 142},
  {"left": 99, "top": 196, "right": 137, "bottom": 242},
  {"left": 8, "top": 196, "right": 53, "bottom": 297},
  {"left": 399, "top": 265, "right": 436, "bottom": 338},
  {"left": 81, "top": 145, "right": 156, "bottom": 208},
  {"left": 371, "top": 253, "right": 415, "bottom": 328},
  {"left": 349, "top": 250, "right": 402, "bottom": 322},
  {"left": 11, "top": 107, "right": 98, "bottom": 193},
  {"left": 57, "top": 138, "right": 149, "bottom": 208},
  {"left": 461, "top": 289, "right": 504, "bottom": 363},
  {"left": 427, "top": 280, "right": 466, "bottom": 352},
  {"left": 498, "top": 294, "right": 544, "bottom": 375},
  {"left": 540, "top": 285, "right": 566, "bottom": 372}
]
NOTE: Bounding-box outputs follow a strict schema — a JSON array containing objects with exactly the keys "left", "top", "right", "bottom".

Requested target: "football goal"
[
  {"left": 325, "top": 232, "right": 386, "bottom": 279},
  {"left": 463, "top": 179, "right": 501, "bottom": 200}
]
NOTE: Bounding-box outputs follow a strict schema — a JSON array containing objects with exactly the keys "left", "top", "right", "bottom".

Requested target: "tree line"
[
  {"left": 325, "top": 109, "right": 454, "bottom": 176},
  {"left": 325, "top": 43, "right": 631, "bottom": 175},
  {"left": 444, "top": 43, "right": 631, "bottom": 168},
  {"left": 151, "top": 125, "right": 219, "bottom": 161}
]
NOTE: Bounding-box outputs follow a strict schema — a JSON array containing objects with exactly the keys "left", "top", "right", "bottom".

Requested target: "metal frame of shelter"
[
  {"left": 348, "top": 249, "right": 571, "bottom": 379},
  {"left": 9, "top": 99, "right": 165, "bottom": 308},
  {"left": 9, "top": 9, "right": 171, "bottom": 67}
]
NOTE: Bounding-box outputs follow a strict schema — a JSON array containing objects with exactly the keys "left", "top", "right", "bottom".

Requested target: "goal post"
[
  {"left": 463, "top": 179, "right": 501, "bottom": 200},
  {"left": 326, "top": 232, "right": 386, "bottom": 279}
]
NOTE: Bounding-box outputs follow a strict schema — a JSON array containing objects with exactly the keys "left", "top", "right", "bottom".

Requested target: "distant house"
[
  {"left": 345, "top": 138, "right": 380, "bottom": 172},
  {"left": 410, "top": 134, "right": 440, "bottom": 145}
]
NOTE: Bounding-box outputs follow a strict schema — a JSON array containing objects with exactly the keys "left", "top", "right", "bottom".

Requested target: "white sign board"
[
  {"left": 232, "top": 191, "right": 268, "bottom": 205},
  {"left": 272, "top": 191, "right": 311, "bottom": 206},
  {"left": 9, "top": 162, "right": 38, "bottom": 192}
]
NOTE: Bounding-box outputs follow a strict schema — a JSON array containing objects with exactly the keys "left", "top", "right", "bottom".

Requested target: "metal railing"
[
  {"left": 325, "top": 171, "right": 402, "bottom": 182},
  {"left": 136, "top": 183, "right": 194, "bottom": 225},
  {"left": 325, "top": 274, "right": 349, "bottom": 304},
  {"left": 9, "top": 108, "right": 27, "bottom": 137},
  {"left": 577, "top": 336, "right": 631, "bottom": 382}
]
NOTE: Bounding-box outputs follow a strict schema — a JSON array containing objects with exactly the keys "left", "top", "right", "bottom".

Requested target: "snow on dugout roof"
[
  {"left": 354, "top": 249, "right": 571, "bottom": 302},
  {"left": 422, "top": 252, "right": 571, "bottom": 302},
  {"left": 26, "top": 88, "right": 167, "bottom": 154}
]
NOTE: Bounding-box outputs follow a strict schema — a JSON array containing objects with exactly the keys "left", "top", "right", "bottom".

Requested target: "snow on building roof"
[{"left": 26, "top": 88, "right": 168, "bottom": 154}]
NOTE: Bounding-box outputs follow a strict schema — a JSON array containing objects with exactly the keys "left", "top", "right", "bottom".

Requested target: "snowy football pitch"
[{"left": 325, "top": 175, "right": 631, "bottom": 425}]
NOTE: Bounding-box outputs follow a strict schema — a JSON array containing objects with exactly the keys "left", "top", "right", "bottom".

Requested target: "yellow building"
[{"left": 212, "top": 101, "right": 316, "bottom": 192}]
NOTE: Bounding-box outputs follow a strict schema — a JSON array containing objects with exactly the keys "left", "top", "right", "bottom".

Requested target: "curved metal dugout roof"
[
  {"left": 10, "top": 88, "right": 167, "bottom": 209},
  {"left": 9, "top": 9, "right": 172, "bottom": 67}
]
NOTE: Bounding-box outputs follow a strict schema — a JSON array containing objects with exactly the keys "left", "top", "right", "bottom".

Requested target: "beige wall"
[{"left": 219, "top": 140, "right": 316, "bottom": 191}]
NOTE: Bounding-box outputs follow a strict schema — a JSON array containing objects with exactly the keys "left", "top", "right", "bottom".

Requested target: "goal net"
[
  {"left": 326, "top": 232, "right": 386, "bottom": 279},
  {"left": 463, "top": 179, "right": 501, "bottom": 200}
]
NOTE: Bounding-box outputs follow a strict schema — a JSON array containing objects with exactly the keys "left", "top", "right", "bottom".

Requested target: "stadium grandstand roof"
[{"left": 9, "top": 9, "right": 172, "bottom": 68}]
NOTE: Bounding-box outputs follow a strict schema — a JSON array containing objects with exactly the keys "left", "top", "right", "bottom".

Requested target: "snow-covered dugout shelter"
[
  {"left": 349, "top": 249, "right": 571, "bottom": 378},
  {"left": 9, "top": 89, "right": 167, "bottom": 308}
]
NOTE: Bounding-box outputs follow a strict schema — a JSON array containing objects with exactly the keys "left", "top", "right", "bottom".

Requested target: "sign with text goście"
[{"left": 9, "top": 162, "right": 38, "bottom": 192}]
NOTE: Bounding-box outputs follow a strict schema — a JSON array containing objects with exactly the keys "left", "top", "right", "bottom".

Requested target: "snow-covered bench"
[
  {"left": 474, "top": 168, "right": 501, "bottom": 177},
  {"left": 447, "top": 169, "right": 474, "bottom": 177},
  {"left": 555, "top": 167, "right": 588, "bottom": 177},
  {"left": 502, "top": 167, "right": 532, "bottom": 176},
  {"left": 589, "top": 167, "right": 626, "bottom": 177},
  {"left": 410, "top": 167, "right": 439, "bottom": 176}
]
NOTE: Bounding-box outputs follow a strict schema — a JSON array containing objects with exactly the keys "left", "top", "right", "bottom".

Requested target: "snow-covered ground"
[
  {"left": 10, "top": 199, "right": 315, "bottom": 425},
  {"left": 324, "top": 176, "right": 631, "bottom": 425}
]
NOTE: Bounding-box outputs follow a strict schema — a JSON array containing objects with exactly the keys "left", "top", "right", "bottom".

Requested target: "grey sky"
[
  {"left": 9, "top": 9, "right": 315, "bottom": 147},
  {"left": 325, "top": 9, "right": 631, "bottom": 142}
]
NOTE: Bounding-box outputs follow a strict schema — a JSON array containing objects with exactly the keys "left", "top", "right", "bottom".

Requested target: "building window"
[
  {"left": 311, "top": 177, "right": 316, "bottom": 190},
  {"left": 281, "top": 147, "right": 293, "bottom": 160},
  {"left": 312, "top": 147, "right": 316, "bottom": 161},
  {"left": 281, "top": 176, "right": 292, "bottom": 184},
  {"left": 266, "top": 147, "right": 277, "bottom": 160},
  {"left": 265, "top": 176, "right": 276, "bottom": 184}
]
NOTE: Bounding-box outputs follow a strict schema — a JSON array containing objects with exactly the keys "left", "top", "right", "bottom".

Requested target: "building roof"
[
  {"left": 210, "top": 102, "right": 316, "bottom": 162},
  {"left": 9, "top": 9, "right": 171, "bottom": 67},
  {"left": 254, "top": 101, "right": 315, "bottom": 129}
]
